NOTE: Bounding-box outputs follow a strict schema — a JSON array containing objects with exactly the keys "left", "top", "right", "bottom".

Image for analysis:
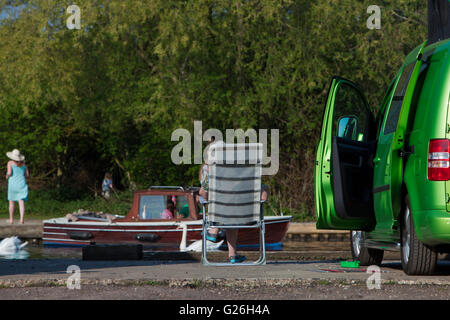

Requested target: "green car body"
[{"left": 314, "top": 38, "right": 450, "bottom": 274}]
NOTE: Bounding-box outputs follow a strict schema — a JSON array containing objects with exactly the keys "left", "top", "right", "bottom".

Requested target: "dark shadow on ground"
[
  {"left": 381, "top": 260, "right": 450, "bottom": 275},
  {"left": 0, "top": 259, "right": 350, "bottom": 278},
  {"left": 0, "top": 259, "right": 195, "bottom": 277}
]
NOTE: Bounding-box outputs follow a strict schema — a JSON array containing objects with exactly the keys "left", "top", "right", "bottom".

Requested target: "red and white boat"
[{"left": 43, "top": 187, "right": 292, "bottom": 250}]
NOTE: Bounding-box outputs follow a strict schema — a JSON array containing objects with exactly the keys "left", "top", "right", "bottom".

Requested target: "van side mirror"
[{"left": 337, "top": 116, "right": 358, "bottom": 140}]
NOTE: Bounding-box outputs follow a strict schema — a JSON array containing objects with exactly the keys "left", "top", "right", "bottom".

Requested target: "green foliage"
[{"left": 0, "top": 0, "right": 428, "bottom": 218}]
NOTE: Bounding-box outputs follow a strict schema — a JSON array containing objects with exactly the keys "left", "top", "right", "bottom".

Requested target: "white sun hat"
[{"left": 6, "top": 149, "right": 25, "bottom": 162}]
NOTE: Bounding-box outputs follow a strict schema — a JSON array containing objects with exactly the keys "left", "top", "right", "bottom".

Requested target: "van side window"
[
  {"left": 383, "top": 63, "right": 415, "bottom": 135},
  {"left": 332, "top": 83, "right": 370, "bottom": 142},
  {"left": 375, "top": 79, "right": 396, "bottom": 137}
]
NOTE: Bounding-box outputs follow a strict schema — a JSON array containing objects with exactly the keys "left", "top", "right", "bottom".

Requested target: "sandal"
[{"left": 228, "top": 255, "right": 246, "bottom": 264}]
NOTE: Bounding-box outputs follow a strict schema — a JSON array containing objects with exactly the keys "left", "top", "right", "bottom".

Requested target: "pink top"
[{"left": 160, "top": 209, "right": 174, "bottom": 219}]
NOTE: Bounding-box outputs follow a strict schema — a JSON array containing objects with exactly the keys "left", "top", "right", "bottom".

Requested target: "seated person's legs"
[{"left": 226, "top": 229, "right": 245, "bottom": 263}]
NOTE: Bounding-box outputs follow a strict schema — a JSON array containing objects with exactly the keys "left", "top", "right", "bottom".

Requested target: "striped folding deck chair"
[{"left": 201, "top": 142, "right": 266, "bottom": 266}]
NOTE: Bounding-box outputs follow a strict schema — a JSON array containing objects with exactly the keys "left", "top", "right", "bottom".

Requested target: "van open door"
[{"left": 315, "top": 77, "right": 376, "bottom": 231}]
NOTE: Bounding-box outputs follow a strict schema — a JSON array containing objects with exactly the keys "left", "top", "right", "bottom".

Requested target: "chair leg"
[
  {"left": 202, "top": 210, "right": 211, "bottom": 266},
  {"left": 260, "top": 223, "right": 266, "bottom": 265},
  {"left": 202, "top": 223, "right": 211, "bottom": 266},
  {"left": 255, "top": 223, "right": 266, "bottom": 265},
  {"left": 202, "top": 223, "right": 266, "bottom": 267}
]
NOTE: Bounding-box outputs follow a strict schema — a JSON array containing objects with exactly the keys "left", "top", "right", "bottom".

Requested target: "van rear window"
[{"left": 383, "top": 63, "right": 415, "bottom": 135}]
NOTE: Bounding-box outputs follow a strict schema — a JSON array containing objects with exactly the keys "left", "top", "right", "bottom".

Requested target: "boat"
[{"left": 43, "top": 186, "right": 292, "bottom": 250}]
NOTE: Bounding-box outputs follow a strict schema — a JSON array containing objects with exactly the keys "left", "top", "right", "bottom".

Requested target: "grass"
[
  {"left": 317, "top": 279, "right": 333, "bottom": 286},
  {"left": 261, "top": 199, "right": 316, "bottom": 223},
  {"left": 0, "top": 185, "right": 133, "bottom": 220},
  {"left": 269, "top": 206, "right": 315, "bottom": 223},
  {"left": 145, "top": 280, "right": 167, "bottom": 286}
]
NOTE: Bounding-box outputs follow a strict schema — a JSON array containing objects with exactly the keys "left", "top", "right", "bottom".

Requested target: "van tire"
[
  {"left": 350, "top": 231, "right": 384, "bottom": 266},
  {"left": 401, "top": 196, "right": 437, "bottom": 275}
]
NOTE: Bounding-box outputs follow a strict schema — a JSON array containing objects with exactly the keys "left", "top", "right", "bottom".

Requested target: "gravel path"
[{"left": 1, "top": 282, "right": 449, "bottom": 300}]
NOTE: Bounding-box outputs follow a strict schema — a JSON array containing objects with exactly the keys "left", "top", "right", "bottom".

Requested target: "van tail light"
[{"left": 428, "top": 139, "right": 450, "bottom": 181}]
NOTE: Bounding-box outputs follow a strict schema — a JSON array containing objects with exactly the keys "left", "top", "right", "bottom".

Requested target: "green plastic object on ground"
[{"left": 340, "top": 260, "right": 360, "bottom": 268}]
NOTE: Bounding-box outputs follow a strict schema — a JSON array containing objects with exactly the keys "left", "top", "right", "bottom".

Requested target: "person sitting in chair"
[{"left": 200, "top": 181, "right": 270, "bottom": 263}]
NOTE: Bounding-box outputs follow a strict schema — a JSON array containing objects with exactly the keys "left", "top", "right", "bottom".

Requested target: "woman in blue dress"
[{"left": 5, "top": 149, "right": 29, "bottom": 224}]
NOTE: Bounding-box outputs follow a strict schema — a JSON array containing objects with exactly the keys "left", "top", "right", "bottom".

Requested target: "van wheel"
[
  {"left": 350, "top": 230, "right": 384, "bottom": 266},
  {"left": 401, "top": 196, "right": 437, "bottom": 275}
]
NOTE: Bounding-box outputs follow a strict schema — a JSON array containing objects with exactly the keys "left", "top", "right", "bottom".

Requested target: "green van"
[{"left": 314, "top": 36, "right": 450, "bottom": 275}]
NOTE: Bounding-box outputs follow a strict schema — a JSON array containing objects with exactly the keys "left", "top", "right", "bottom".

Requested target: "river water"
[
  {"left": 0, "top": 240, "right": 353, "bottom": 260},
  {"left": 0, "top": 244, "right": 82, "bottom": 260}
]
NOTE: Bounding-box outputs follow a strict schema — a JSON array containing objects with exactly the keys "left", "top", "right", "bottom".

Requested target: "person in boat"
[
  {"left": 102, "top": 172, "right": 114, "bottom": 199},
  {"left": 177, "top": 203, "right": 190, "bottom": 219},
  {"left": 5, "top": 149, "right": 29, "bottom": 225},
  {"left": 161, "top": 199, "right": 175, "bottom": 219}
]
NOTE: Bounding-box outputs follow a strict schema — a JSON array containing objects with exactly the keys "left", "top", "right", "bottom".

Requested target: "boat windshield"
[{"left": 139, "top": 195, "right": 189, "bottom": 219}]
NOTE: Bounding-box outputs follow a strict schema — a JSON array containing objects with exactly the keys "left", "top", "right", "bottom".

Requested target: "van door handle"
[{"left": 373, "top": 157, "right": 381, "bottom": 164}]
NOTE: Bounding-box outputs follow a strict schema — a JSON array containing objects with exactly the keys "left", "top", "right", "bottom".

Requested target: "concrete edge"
[{"left": 1, "top": 277, "right": 450, "bottom": 289}]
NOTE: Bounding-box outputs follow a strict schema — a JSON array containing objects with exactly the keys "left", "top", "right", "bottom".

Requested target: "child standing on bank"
[{"left": 102, "top": 172, "right": 114, "bottom": 199}]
